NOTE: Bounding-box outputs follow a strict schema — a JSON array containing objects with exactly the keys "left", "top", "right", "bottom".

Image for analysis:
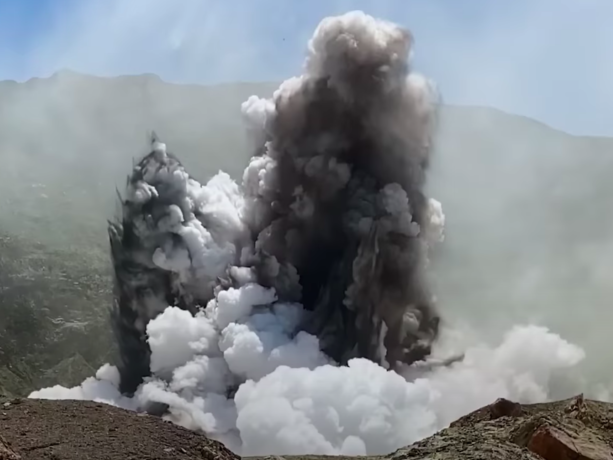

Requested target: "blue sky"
[{"left": 1, "top": 0, "right": 612, "bottom": 136}]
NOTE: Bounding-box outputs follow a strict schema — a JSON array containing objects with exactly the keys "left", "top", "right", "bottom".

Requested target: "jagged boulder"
[{"left": 388, "top": 395, "right": 613, "bottom": 460}]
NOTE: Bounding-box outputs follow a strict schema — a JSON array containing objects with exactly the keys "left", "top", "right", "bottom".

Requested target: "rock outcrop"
[
  {"left": 0, "top": 395, "right": 611, "bottom": 459},
  {"left": 388, "top": 395, "right": 613, "bottom": 460}
]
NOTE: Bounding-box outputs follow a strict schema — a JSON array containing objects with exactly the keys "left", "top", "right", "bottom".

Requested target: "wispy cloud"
[{"left": 1, "top": 0, "right": 612, "bottom": 134}]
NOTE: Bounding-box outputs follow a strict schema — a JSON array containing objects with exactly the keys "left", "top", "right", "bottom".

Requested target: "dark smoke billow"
[{"left": 109, "top": 11, "right": 445, "bottom": 396}]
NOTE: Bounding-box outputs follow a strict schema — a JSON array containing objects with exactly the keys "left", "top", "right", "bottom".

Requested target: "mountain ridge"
[{"left": 4, "top": 69, "right": 607, "bottom": 142}]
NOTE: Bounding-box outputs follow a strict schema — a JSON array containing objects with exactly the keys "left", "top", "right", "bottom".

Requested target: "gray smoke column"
[
  {"left": 241, "top": 13, "right": 442, "bottom": 367},
  {"left": 108, "top": 10, "right": 445, "bottom": 396}
]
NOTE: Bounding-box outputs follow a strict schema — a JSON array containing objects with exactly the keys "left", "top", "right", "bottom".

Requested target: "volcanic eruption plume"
[
  {"left": 30, "top": 10, "right": 588, "bottom": 457},
  {"left": 108, "top": 10, "right": 445, "bottom": 397}
]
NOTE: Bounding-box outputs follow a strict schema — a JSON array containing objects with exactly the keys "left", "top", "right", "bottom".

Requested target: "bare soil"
[{"left": 0, "top": 398, "right": 238, "bottom": 460}]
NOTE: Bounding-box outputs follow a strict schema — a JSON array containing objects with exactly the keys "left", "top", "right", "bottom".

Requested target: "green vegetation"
[{"left": 0, "top": 233, "right": 113, "bottom": 396}]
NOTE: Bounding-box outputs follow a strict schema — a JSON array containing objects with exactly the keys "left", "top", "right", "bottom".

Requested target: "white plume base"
[{"left": 30, "top": 297, "right": 587, "bottom": 456}]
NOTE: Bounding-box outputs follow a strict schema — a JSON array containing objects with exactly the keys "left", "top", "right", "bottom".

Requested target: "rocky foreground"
[{"left": 0, "top": 395, "right": 611, "bottom": 460}]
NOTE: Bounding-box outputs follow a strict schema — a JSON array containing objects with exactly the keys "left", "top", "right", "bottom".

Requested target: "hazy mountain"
[{"left": 0, "top": 71, "right": 612, "bottom": 394}]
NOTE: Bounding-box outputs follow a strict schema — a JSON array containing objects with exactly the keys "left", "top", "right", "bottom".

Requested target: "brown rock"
[
  {"left": 490, "top": 398, "right": 523, "bottom": 419},
  {"left": 565, "top": 393, "right": 586, "bottom": 417},
  {"left": 0, "top": 436, "right": 20, "bottom": 460},
  {"left": 391, "top": 396, "right": 613, "bottom": 460},
  {"left": 528, "top": 424, "right": 613, "bottom": 460}
]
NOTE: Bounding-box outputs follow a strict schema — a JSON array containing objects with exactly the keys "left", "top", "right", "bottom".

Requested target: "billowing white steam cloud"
[
  {"left": 30, "top": 319, "right": 586, "bottom": 455},
  {"left": 30, "top": 10, "right": 593, "bottom": 457}
]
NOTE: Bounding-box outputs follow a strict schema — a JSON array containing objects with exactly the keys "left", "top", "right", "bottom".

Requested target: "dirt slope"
[
  {"left": 0, "top": 395, "right": 611, "bottom": 460},
  {"left": 0, "top": 398, "right": 238, "bottom": 460}
]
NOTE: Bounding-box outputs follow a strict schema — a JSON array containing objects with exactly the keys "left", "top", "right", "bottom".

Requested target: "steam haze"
[{"left": 0, "top": 0, "right": 611, "bottom": 456}]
